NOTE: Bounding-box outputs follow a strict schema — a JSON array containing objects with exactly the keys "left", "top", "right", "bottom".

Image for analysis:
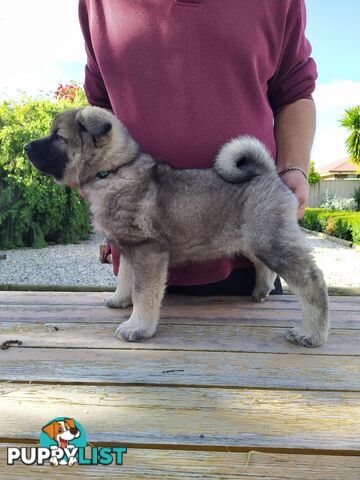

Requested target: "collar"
[
  {"left": 95, "top": 149, "right": 141, "bottom": 180},
  {"left": 80, "top": 149, "right": 141, "bottom": 187},
  {"left": 95, "top": 167, "right": 121, "bottom": 180}
]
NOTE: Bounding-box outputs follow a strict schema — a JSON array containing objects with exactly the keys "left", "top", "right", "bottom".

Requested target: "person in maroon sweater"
[{"left": 78, "top": 0, "right": 317, "bottom": 295}]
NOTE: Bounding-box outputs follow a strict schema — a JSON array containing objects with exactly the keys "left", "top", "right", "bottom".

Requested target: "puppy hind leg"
[
  {"left": 105, "top": 255, "right": 133, "bottom": 308},
  {"left": 251, "top": 257, "right": 277, "bottom": 302},
  {"left": 284, "top": 261, "right": 329, "bottom": 347},
  {"left": 256, "top": 246, "right": 329, "bottom": 347}
]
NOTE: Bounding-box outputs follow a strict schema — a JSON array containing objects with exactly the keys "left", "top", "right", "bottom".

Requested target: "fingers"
[
  {"left": 278, "top": 170, "right": 309, "bottom": 219},
  {"left": 297, "top": 203, "right": 306, "bottom": 219}
]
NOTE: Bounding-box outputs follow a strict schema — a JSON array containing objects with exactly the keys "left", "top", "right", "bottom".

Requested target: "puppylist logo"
[{"left": 7, "top": 417, "right": 127, "bottom": 467}]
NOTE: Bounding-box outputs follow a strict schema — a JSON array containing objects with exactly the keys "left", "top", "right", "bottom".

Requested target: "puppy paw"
[
  {"left": 50, "top": 457, "right": 59, "bottom": 467},
  {"left": 286, "top": 327, "right": 327, "bottom": 348},
  {"left": 115, "top": 318, "right": 156, "bottom": 342},
  {"left": 105, "top": 294, "right": 132, "bottom": 309},
  {"left": 252, "top": 286, "right": 271, "bottom": 303}
]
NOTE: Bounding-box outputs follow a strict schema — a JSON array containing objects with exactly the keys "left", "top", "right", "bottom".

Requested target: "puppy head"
[
  {"left": 25, "top": 106, "right": 138, "bottom": 187},
  {"left": 42, "top": 418, "right": 80, "bottom": 445}
]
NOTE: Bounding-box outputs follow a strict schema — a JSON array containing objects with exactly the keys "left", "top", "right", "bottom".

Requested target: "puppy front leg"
[
  {"left": 115, "top": 248, "right": 169, "bottom": 342},
  {"left": 105, "top": 254, "right": 133, "bottom": 308}
]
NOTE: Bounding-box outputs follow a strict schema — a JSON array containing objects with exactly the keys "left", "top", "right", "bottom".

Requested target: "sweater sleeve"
[
  {"left": 78, "top": 0, "right": 112, "bottom": 109},
  {"left": 268, "top": 0, "right": 317, "bottom": 115}
]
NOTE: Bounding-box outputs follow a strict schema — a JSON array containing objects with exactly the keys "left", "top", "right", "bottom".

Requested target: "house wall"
[{"left": 308, "top": 179, "right": 360, "bottom": 207}]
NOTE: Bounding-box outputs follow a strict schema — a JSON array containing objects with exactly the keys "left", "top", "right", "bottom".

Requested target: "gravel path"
[
  {"left": 0, "top": 234, "right": 115, "bottom": 288},
  {"left": 0, "top": 232, "right": 359, "bottom": 289}
]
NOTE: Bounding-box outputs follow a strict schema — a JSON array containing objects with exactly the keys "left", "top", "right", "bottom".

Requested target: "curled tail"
[{"left": 213, "top": 136, "right": 276, "bottom": 183}]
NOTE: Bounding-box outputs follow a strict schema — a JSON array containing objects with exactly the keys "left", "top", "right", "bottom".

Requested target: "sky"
[
  {"left": 0, "top": 0, "right": 359, "bottom": 167},
  {"left": 305, "top": 0, "right": 360, "bottom": 165}
]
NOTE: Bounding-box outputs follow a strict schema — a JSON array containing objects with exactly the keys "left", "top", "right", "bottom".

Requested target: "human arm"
[
  {"left": 78, "top": 0, "right": 113, "bottom": 110},
  {"left": 274, "top": 98, "right": 316, "bottom": 219},
  {"left": 267, "top": 0, "right": 317, "bottom": 219}
]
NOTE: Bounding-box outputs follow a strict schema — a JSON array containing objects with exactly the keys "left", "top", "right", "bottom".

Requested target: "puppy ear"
[
  {"left": 64, "top": 418, "right": 76, "bottom": 429},
  {"left": 77, "top": 107, "right": 112, "bottom": 142},
  {"left": 42, "top": 421, "right": 57, "bottom": 439}
]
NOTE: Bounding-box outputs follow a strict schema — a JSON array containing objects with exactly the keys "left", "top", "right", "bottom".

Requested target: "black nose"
[{"left": 70, "top": 428, "right": 79, "bottom": 435}]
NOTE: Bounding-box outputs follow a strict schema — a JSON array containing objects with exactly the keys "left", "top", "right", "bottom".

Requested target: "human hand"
[{"left": 279, "top": 170, "right": 309, "bottom": 219}]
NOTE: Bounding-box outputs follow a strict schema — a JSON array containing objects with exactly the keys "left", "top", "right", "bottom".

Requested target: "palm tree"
[{"left": 340, "top": 105, "right": 360, "bottom": 167}]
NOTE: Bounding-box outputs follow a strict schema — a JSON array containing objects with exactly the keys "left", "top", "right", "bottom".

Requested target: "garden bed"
[{"left": 300, "top": 208, "right": 360, "bottom": 245}]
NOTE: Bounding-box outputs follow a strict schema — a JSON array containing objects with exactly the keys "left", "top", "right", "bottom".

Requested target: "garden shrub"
[
  {"left": 320, "top": 191, "right": 357, "bottom": 211},
  {"left": 324, "top": 216, "right": 336, "bottom": 236},
  {"left": 333, "top": 214, "right": 360, "bottom": 244},
  {"left": 308, "top": 160, "right": 321, "bottom": 185},
  {"left": 300, "top": 208, "right": 338, "bottom": 232},
  {"left": 353, "top": 186, "right": 360, "bottom": 211},
  {"left": 0, "top": 86, "right": 91, "bottom": 249},
  {"left": 300, "top": 208, "right": 360, "bottom": 245}
]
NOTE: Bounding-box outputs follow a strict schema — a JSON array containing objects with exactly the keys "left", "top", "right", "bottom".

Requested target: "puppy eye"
[
  {"left": 58, "top": 428, "right": 63, "bottom": 433},
  {"left": 53, "top": 130, "right": 66, "bottom": 142},
  {"left": 65, "top": 425, "right": 70, "bottom": 430},
  {"left": 96, "top": 171, "right": 110, "bottom": 179}
]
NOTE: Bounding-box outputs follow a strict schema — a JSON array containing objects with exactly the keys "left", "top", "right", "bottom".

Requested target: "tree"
[
  {"left": 340, "top": 105, "right": 360, "bottom": 167},
  {"left": 55, "top": 82, "right": 87, "bottom": 103},
  {"left": 308, "top": 160, "right": 321, "bottom": 184}
]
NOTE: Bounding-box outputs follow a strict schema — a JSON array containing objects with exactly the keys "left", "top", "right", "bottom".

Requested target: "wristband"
[{"left": 278, "top": 166, "right": 308, "bottom": 180}]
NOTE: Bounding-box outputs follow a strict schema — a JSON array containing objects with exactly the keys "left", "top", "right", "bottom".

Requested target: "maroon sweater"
[{"left": 79, "top": 0, "right": 317, "bottom": 285}]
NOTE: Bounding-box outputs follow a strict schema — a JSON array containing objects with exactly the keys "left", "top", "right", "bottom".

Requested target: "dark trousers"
[{"left": 166, "top": 267, "right": 282, "bottom": 296}]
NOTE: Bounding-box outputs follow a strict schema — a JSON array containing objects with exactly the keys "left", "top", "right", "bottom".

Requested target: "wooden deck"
[{"left": 0, "top": 291, "right": 359, "bottom": 478}]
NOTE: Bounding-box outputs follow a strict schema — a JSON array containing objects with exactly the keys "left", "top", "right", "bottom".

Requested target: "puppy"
[
  {"left": 25, "top": 106, "right": 329, "bottom": 347},
  {"left": 42, "top": 418, "right": 80, "bottom": 466}
]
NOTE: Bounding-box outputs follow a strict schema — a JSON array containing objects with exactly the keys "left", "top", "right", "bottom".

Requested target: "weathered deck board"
[
  {"left": 0, "top": 291, "right": 359, "bottom": 310},
  {"left": 0, "top": 321, "right": 358, "bottom": 354},
  {"left": 0, "top": 292, "right": 359, "bottom": 478},
  {"left": 1, "top": 348, "right": 359, "bottom": 390},
  {"left": 0, "top": 384, "right": 359, "bottom": 451},
  {"left": 1, "top": 447, "right": 359, "bottom": 479},
  {"left": 1, "top": 304, "right": 359, "bottom": 328}
]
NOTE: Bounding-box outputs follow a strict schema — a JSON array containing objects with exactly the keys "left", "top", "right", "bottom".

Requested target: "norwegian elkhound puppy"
[{"left": 25, "top": 106, "right": 329, "bottom": 346}]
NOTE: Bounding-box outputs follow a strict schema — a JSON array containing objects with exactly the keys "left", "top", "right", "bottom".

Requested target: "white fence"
[{"left": 308, "top": 180, "right": 360, "bottom": 207}]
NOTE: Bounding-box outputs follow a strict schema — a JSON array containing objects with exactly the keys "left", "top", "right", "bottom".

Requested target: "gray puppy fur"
[{"left": 25, "top": 106, "right": 329, "bottom": 346}]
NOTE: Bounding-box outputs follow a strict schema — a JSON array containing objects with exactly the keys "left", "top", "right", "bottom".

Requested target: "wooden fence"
[{"left": 308, "top": 180, "right": 360, "bottom": 207}]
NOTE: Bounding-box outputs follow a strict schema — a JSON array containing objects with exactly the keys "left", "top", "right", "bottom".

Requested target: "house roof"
[{"left": 318, "top": 158, "right": 357, "bottom": 175}]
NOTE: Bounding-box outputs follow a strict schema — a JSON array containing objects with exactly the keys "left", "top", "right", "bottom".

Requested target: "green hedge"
[
  {"left": 0, "top": 91, "right": 91, "bottom": 249},
  {"left": 300, "top": 208, "right": 360, "bottom": 245}
]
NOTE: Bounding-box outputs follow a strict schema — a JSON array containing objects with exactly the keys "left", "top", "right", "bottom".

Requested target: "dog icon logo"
[
  {"left": 40, "top": 417, "right": 86, "bottom": 466},
  {"left": 8, "top": 418, "right": 126, "bottom": 467}
]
